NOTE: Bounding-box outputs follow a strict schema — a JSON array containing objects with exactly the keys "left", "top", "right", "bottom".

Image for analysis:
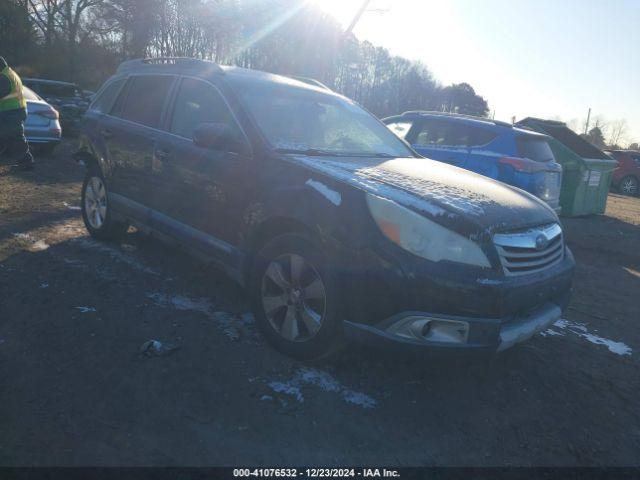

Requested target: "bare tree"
[
  {"left": 608, "top": 119, "right": 629, "bottom": 148},
  {"left": 27, "top": 0, "right": 63, "bottom": 46}
]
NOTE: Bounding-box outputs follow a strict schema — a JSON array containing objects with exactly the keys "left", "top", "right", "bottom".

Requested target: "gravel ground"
[{"left": 0, "top": 143, "right": 639, "bottom": 466}]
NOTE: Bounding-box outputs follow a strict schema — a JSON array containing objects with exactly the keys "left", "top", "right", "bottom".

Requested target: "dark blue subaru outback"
[{"left": 77, "top": 58, "right": 574, "bottom": 359}]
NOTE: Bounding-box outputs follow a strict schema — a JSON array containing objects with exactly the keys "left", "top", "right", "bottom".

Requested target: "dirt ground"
[{"left": 1, "top": 142, "right": 639, "bottom": 466}]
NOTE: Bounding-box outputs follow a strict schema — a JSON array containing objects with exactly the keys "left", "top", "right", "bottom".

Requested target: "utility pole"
[
  {"left": 584, "top": 107, "right": 591, "bottom": 134},
  {"left": 345, "top": 0, "right": 371, "bottom": 36}
]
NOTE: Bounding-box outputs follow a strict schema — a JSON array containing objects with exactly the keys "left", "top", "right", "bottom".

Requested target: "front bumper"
[
  {"left": 345, "top": 301, "right": 562, "bottom": 354},
  {"left": 339, "top": 244, "right": 574, "bottom": 354}
]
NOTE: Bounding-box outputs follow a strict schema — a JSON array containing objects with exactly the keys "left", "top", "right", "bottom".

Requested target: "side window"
[
  {"left": 120, "top": 75, "right": 175, "bottom": 128},
  {"left": 415, "top": 120, "right": 469, "bottom": 148},
  {"left": 169, "top": 78, "right": 237, "bottom": 139},
  {"left": 386, "top": 121, "right": 413, "bottom": 140},
  {"left": 91, "top": 78, "right": 125, "bottom": 114},
  {"left": 468, "top": 127, "right": 498, "bottom": 147}
]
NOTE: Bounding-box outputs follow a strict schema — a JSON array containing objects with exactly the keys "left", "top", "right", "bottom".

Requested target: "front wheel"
[
  {"left": 250, "top": 233, "right": 344, "bottom": 360},
  {"left": 81, "top": 170, "right": 128, "bottom": 240},
  {"left": 619, "top": 175, "right": 638, "bottom": 196}
]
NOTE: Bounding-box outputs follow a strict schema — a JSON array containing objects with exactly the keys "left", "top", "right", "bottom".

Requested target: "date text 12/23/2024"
[{"left": 233, "top": 469, "right": 401, "bottom": 478}]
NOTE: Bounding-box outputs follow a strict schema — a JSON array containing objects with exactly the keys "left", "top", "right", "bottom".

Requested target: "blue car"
[{"left": 383, "top": 112, "right": 563, "bottom": 211}]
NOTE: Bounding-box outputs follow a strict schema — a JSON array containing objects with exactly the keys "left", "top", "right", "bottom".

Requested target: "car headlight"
[{"left": 366, "top": 193, "right": 491, "bottom": 268}]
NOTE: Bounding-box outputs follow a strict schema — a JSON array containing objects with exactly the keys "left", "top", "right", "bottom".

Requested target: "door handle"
[{"left": 100, "top": 128, "right": 113, "bottom": 139}]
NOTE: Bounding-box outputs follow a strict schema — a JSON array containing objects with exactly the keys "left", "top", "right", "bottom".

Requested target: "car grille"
[{"left": 493, "top": 223, "right": 564, "bottom": 276}]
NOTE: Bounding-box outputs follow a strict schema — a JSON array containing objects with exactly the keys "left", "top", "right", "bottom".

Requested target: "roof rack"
[
  {"left": 116, "top": 57, "right": 224, "bottom": 75},
  {"left": 401, "top": 110, "right": 513, "bottom": 128}
]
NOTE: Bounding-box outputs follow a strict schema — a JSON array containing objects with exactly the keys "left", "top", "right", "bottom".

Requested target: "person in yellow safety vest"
[{"left": 0, "top": 56, "right": 35, "bottom": 171}]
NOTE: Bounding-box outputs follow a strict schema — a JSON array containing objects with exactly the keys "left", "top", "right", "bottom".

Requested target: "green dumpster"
[{"left": 516, "top": 118, "right": 618, "bottom": 216}]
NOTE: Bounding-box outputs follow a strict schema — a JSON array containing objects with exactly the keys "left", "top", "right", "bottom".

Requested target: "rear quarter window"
[{"left": 516, "top": 137, "right": 555, "bottom": 162}]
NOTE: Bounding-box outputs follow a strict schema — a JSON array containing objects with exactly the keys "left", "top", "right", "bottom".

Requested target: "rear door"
[
  {"left": 106, "top": 74, "right": 176, "bottom": 211},
  {"left": 466, "top": 126, "right": 501, "bottom": 178},
  {"left": 151, "top": 76, "right": 252, "bottom": 252},
  {"left": 409, "top": 118, "right": 471, "bottom": 167}
]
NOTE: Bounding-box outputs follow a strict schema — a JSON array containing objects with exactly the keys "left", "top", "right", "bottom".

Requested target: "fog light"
[{"left": 387, "top": 315, "right": 469, "bottom": 344}]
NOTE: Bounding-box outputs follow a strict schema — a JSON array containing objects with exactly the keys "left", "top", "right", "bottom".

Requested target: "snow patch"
[
  {"left": 477, "top": 278, "right": 502, "bottom": 285},
  {"left": 289, "top": 157, "right": 450, "bottom": 218},
  {"left": 146, "top": 292, "right": 256, "bottom": 341},
  {"left": 31, "top": 240, "right": 49, "bottom": 251},
  {"left": 75, "top": 306, "right": 96, "bottom": 313},
  {"left": 268, "top": 381, "right": 304, "bottom": 403},
  {"left": 305, "top": 179, "right": 342, "bottom": 206},
  {"left": 13, "top": 232, "right": 49, "bottom": 251},
  {"left": 267, "top": 367, "right": 377, "bottom": 409},
  {"left": 545, "top": 318, "right": 632, "bottom": 356},
  {"left": 63, "top": 202, "right": 82, "bottom": 211},
  {"left": 74, "top": 238, "right": 160, "bottom": 275}
]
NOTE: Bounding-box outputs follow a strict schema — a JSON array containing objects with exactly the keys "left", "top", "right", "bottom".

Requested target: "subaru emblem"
[{"left": 535, "top": 234, "right": 548, "bottom": 250}]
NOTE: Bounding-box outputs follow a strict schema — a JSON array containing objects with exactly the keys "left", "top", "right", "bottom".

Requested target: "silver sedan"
[{"left": 24, "top": 86, "right": 62, "bottom": 154}]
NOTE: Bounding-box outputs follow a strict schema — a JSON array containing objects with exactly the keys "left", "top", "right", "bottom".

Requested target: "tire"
[
  {"left": 81, "top": 168, "right": 128, "bottom": 240},
  {"left": 250, "top": 233, "right": 344, "bottom": 360},
  {"left": 619, "top": 175, "right": 639, "bottom": 196}
]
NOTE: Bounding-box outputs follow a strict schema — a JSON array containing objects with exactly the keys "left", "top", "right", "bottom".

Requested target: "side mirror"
[{"left": 193, "top": 122, "right": 247, "bottom": 155}]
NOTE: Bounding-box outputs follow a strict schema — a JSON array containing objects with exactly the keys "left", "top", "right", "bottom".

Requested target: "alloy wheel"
[
  {"left": 260, "top": 253, "right": 327, "bottom": 342},
  {"left": 85, "top": 176, "right": 108, "bottom": 229},
  {"left": 621, "top": 177, "right": 638, "bottom": 195}
]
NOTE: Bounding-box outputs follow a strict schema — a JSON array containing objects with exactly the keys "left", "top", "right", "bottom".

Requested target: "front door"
[{"left": 150, "top": 77, "right": 252, "bottom": 256}]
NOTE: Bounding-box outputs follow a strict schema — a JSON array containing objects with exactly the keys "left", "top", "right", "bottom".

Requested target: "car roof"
[
  {"left": 606, "top": 149, "right": 640, "bottom": 154},
  {"left": 114, "top": 57, "right": 338, "bottom": 97},
  {"left": 385, "top": 111, "right": 549, "bottom": 139},
  {"left": 393, "top": 111, "right": 513, "bottom": 128}
]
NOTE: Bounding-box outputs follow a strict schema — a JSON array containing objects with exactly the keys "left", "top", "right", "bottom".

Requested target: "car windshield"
[{"left": 237, "top": 83, "right": 415, "bottom": 158}]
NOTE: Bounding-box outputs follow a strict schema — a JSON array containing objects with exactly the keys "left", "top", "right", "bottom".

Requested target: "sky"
[{"left": 312, "top": 0, "right": 640, "bottom": 145}]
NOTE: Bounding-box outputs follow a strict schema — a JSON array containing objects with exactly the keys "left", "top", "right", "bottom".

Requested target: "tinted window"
[
  {"left": 516, "top": 137, "right": 555, "bottom": 162},
  {"left": 91, "top": 78, "right": 125, "bottom": 114},
  {"left": 386, "top": 121, "right": 413, "bottom": 139},
  {"left": 120, "top": 75, "right": 174, "bottom": 128},
  {"left": 170, "top": 78, "right": 236, "bottom": 138},
  {"left": 468, "top": 127, "right": 497, "bottom": 147},
  {"left": 415, "top": 120, "right": 469, "bottom": 147}
]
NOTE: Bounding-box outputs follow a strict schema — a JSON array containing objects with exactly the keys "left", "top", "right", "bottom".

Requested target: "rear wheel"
[
  {"left": 619, "top": 175, "right": 638, "bottom": 196},
  {"left": 81, "top": 169, "right": 128, "bottom": 240},
  {"left": 250, "top": 233, "right": 344, "bottom": 360}
]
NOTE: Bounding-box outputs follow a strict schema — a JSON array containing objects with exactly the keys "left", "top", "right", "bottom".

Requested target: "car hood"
[{"left": 288, "top": 155, "right": 558, "bottom": 238}]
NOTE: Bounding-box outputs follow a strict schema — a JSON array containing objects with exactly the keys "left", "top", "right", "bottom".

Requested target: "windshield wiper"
[
  {"left": 275, "top": 148, "right": 397, "bottom": 158},
  {"left": 274, "top": 148, "right": 343, "bottom": 157}
]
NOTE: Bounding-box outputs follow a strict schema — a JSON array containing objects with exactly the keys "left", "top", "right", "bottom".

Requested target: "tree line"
[{"left": 1, "top": 0, "right": 490, "bottom": 118}]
